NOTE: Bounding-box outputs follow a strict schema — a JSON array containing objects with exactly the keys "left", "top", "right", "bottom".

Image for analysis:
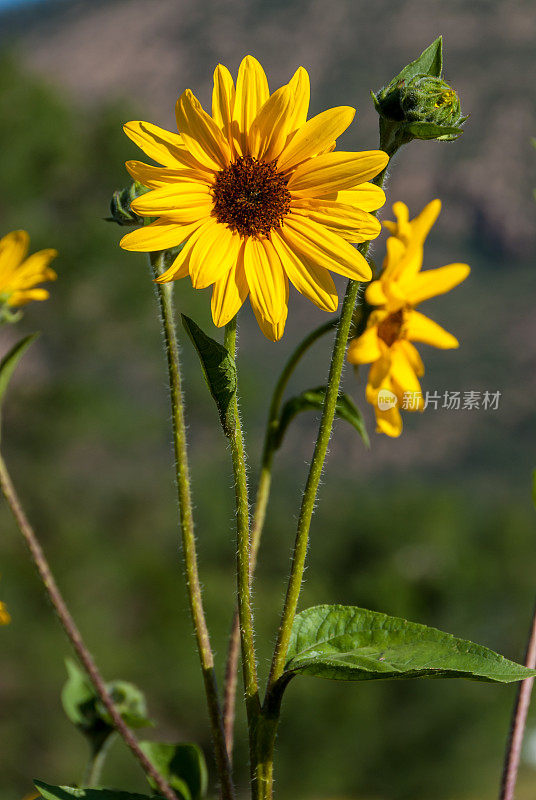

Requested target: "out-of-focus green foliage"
[{"left": 0, "top": 55, "right": 535, "bottom": 800}]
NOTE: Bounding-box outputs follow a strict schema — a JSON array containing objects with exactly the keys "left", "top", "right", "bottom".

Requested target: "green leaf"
[
  {"left": 34, "top": 782, "right": 161, "bottom": 800},
  {"left": 394, "top": 36, "right": 443, "bottom": 84},
  {"left": 0, "top": 332, "right": 39, "bottom": 408},
  {"left": 140, "top": 742, "right": 208, "bottom": 800},
  {"left": 61, "top": 658, "right": 96, "bottom": 729},
  {"left": 404, "top": 121, "right": 463, "bottom": 141},
  {"left": 181, "top": 315, "right": 236, "bottom": 437},
  {"left": 61, "top": 659, "right": 152, "bottom": 740},
  {"left": 284, "top": 604, "right": 536, "bottom": 683},
  {"left": 274, "top": 386, "right": 369, "bottom": 450}
]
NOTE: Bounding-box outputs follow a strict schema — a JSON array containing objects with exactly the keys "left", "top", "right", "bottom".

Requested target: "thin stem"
[
  {"left": 151, "top": 253, "right": 234, "bottom": 800},
  {"left": 0, "top": 454, "right": 176, "bottom": 800},
  {"left": 82, "top": 733, "right": 117, "bottom": 788},
  {"left": 222, "top": 317, "right": 336, "bottom": 758},
  {"left": 267, "top": 278, "right": 361, "bottom": 689},
  {"left": 500, "top": 599, "right": 536, "bottom": 800},
  {"left": 224, "top": 317, "right": 261, "bottom": 793}
]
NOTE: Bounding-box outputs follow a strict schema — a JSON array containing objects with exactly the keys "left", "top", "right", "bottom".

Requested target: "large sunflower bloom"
[
  {"left": 120, "top": 56, "right": 389, "bottom": 340},
  {"left": 347, "top": 200, "right": 470, "bottom": 437},
  {"left": 0, "top": 231, "right": 57, "bottom": 310}
]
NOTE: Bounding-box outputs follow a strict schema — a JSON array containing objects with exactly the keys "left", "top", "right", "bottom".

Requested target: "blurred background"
[{"left": 0, "top": 0, "right": 535, "bottom": 797}]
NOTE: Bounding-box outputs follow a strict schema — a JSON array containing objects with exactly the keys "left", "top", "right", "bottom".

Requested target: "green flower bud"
[
  {"left": 107, "top": 180, "right": 150, "bottom": 227},
  {"left": 372, "top": 37, "right": 467, "bottom": 155}
]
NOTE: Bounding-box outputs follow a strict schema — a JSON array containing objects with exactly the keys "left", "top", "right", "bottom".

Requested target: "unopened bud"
[{"left": 107, "top": 181, "right": 150, "bottom": 227}]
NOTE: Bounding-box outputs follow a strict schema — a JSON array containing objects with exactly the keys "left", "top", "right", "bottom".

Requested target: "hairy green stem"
[
  {"left": 151, "top": 253, "right": 234, "bottom": 800},
  {"left": 224, "top": 317, "right": 262, "bottom": 795},
  {"left": 267, "top": 278, "right": 361, "bottom": 689},
  {"left": 0, "top": 454, "right": 176, "bottom": 800},
  {"left": 222, "top": 318, "right": 337, "bottom": 758}
]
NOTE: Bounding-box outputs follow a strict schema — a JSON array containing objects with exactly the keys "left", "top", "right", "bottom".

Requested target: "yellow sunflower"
[
  {"left": 0, "top": 601, "right": 10, "bottom": 625},
  {"left": 347, "top": 200, "right": 470, "bottom": 437},
  {"left": 0, "top": 230, "right": 57, "bottom": 310},
  {"left": 120, "top": 56, "right": 389, "bottom": 340}
]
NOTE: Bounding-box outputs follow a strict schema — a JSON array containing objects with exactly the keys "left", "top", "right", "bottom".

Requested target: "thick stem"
[
  {"left": 267, "top": 279, "right": 360, "bottom": 689},
  {"left": 224, "top": 318, "right": 261, "bottom": 794},
  {"left": 151, "top": 253, "right": 234, "bottom": 800},
  {"left": 222, "top": 319, "right": 337, "bottom": 757},
  {"left": 0, "top": 454, "right": 176, "bottom": 800},
  {"left": 500, "top": 600, "right": 536, "bottom": 800}
]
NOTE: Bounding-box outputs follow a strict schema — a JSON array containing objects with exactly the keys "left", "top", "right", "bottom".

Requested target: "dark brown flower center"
[
  {"left": 211, "top": 156, "right": 291, "bottom": 238},
  {"left": 377, "top": 309, "right": 405, "bottom": 347}
]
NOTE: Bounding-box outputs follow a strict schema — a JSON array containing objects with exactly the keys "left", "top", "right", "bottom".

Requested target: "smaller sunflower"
[
  {"left": 0, "top": 601, "right": 10, "bottom": 626},
  {"left": 347, "top": 200, "right": 470, "bottom": 437},
  {"left": 0, "top": 230, "right": 57, "bottom": 312}
]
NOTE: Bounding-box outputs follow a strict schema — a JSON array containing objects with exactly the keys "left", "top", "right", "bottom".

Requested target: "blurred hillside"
[{"left": 0, "top": 2, "right": 535, "bottom": 799}]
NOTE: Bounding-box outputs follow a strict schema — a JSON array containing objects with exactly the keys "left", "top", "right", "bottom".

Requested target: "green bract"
[{"left": 372, "top": 36, "right": 467, "bottom": 153}]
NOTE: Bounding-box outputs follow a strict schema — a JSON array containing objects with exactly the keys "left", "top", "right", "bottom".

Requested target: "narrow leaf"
[
  {"left": 394, "top": 36, "right": 443, "bottom": 84},
  {"left": 0, "top": 333, "right": 39, "bottom": 407},
  {"left": 34, "top": 782, "right": 161, "bottom": 800},
  {"left": 181, "top": 315, "right": 236, "bottom": 437},
  {"left": 285, "top": 605, "right": 536, "bottom": 683},
  {"left": 140, "top": 741, "right": 208, "bottom": 800},
  {"left": 61, "top": 658, "right": 95, "bottom": 728},
  {"left": 274, "top": 386, "right": 369, "bottom": 449}
]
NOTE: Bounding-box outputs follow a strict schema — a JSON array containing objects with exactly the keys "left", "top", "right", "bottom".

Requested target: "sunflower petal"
[
  {"left": 390, "top": 345, "right": 422, "bottom": 394},
  {"left": 398, "top": 340, "right": 425, "bottom": 377},
  {"left": 251, "top": 84, "right": 295, "bottom": 160},
  {"left": 252, "top": 300, "right": 288, "bottom": 342},
  {"left": 405, "top": 309, "right": 460, "bottom": 349},
  {"left": 126, "top": 160, "right": 212, "bottom": 189},
  {"left": 0, "top": 230, "right": 29, "bottom": 278},
  {"left": 334, "top": 183, "right": 386, "bottom": 212},
  {"left": 271, "top": 229, "right": 337, "bottom": 311},
  {"left": 365, "top": 280, "right": 388, "bottom": 307},
  {"left": 124, "top": 121, "right": 208, "bottom": 171},
  {"left": 212, "top": 64, "right": 235, "bottom": 146},
  {"left": 176, "top": 89, "right": 231, "bottom": 170},
  {"left": 120, "top": 219, "right": 202, "bottom": 253},
  {"left": 155, "top": 229, "right": 203, "bottom": 283},
  {"left": 277, "top": 106, "right": 355, "bottom": 172},
  {"left": 401, "top": 263, "right": 470, "bottom": 305},
  {"left": 347, "top": 325, "right": 382, "bottom": 364},
  {"left": 211, "top": 252, "right": 249, "bottom": 327},
  {"left": 291, "top": 199, "right": 381, "bottom": 243},
  {"left": 232, "top": 55, "right": 269, "bottom": 156},
  {"left": 375, "top": 403, "right": 403, "bottom": 437},
  {"left": 282, "top": 215, "right": 372, "bottom": 281},
  {"left": 287, "top": 67, "right": 310, "bottom": 131},
  {"left": 288, "top": 150, "right": 389, "bottom": 196},
  {"left": 8, "top": 288, "right": 50, "bottom": 306},
  {"left": 189, "top": 220, "right": 241, "bottom": 289},
  {"left": 130, "top": 182, "right": 212, "bottom": 215},
  {"left": 243, "top": 237, "right": 287, "bottom": 325}
]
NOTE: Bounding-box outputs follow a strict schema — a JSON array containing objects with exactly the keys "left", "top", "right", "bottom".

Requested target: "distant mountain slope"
[{"left": 1, "top": 0, "right": 535, "bottom": 258}]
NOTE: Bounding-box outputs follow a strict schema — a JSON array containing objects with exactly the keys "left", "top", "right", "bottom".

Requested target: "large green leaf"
[
  {"left": 274, "top": 386, "right": 369, "bottom": 450},
  {"left": 394, "top": 36, "right": 443, "bottom": 84},
  {"left": 284, "top": 605, "right": 536, "bottom": 683},
  {"left": 0, "top": 332, "right": 38, "bottom": 408},
  {"left": 140, "top": 742, "right": 208, "bottom": 800},
  {"left": 181, "top": 315, "right": 236, "bottom": 437},
  {"left": 34, "top": 782, "right": 161, "bottom": 800}
]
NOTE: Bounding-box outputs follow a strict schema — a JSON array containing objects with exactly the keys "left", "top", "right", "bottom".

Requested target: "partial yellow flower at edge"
[
  {"left": 348, "top": 199, "right": 470, "bottom": 437},
  {"left": 0, "top": 230, "right": 57, "bottom": 309},
  {"left": 0, "top": 600, "right": 11, "bottom": 625},
  {"left": 120, "top": 55, "right": 389, "bottom": 341}
]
